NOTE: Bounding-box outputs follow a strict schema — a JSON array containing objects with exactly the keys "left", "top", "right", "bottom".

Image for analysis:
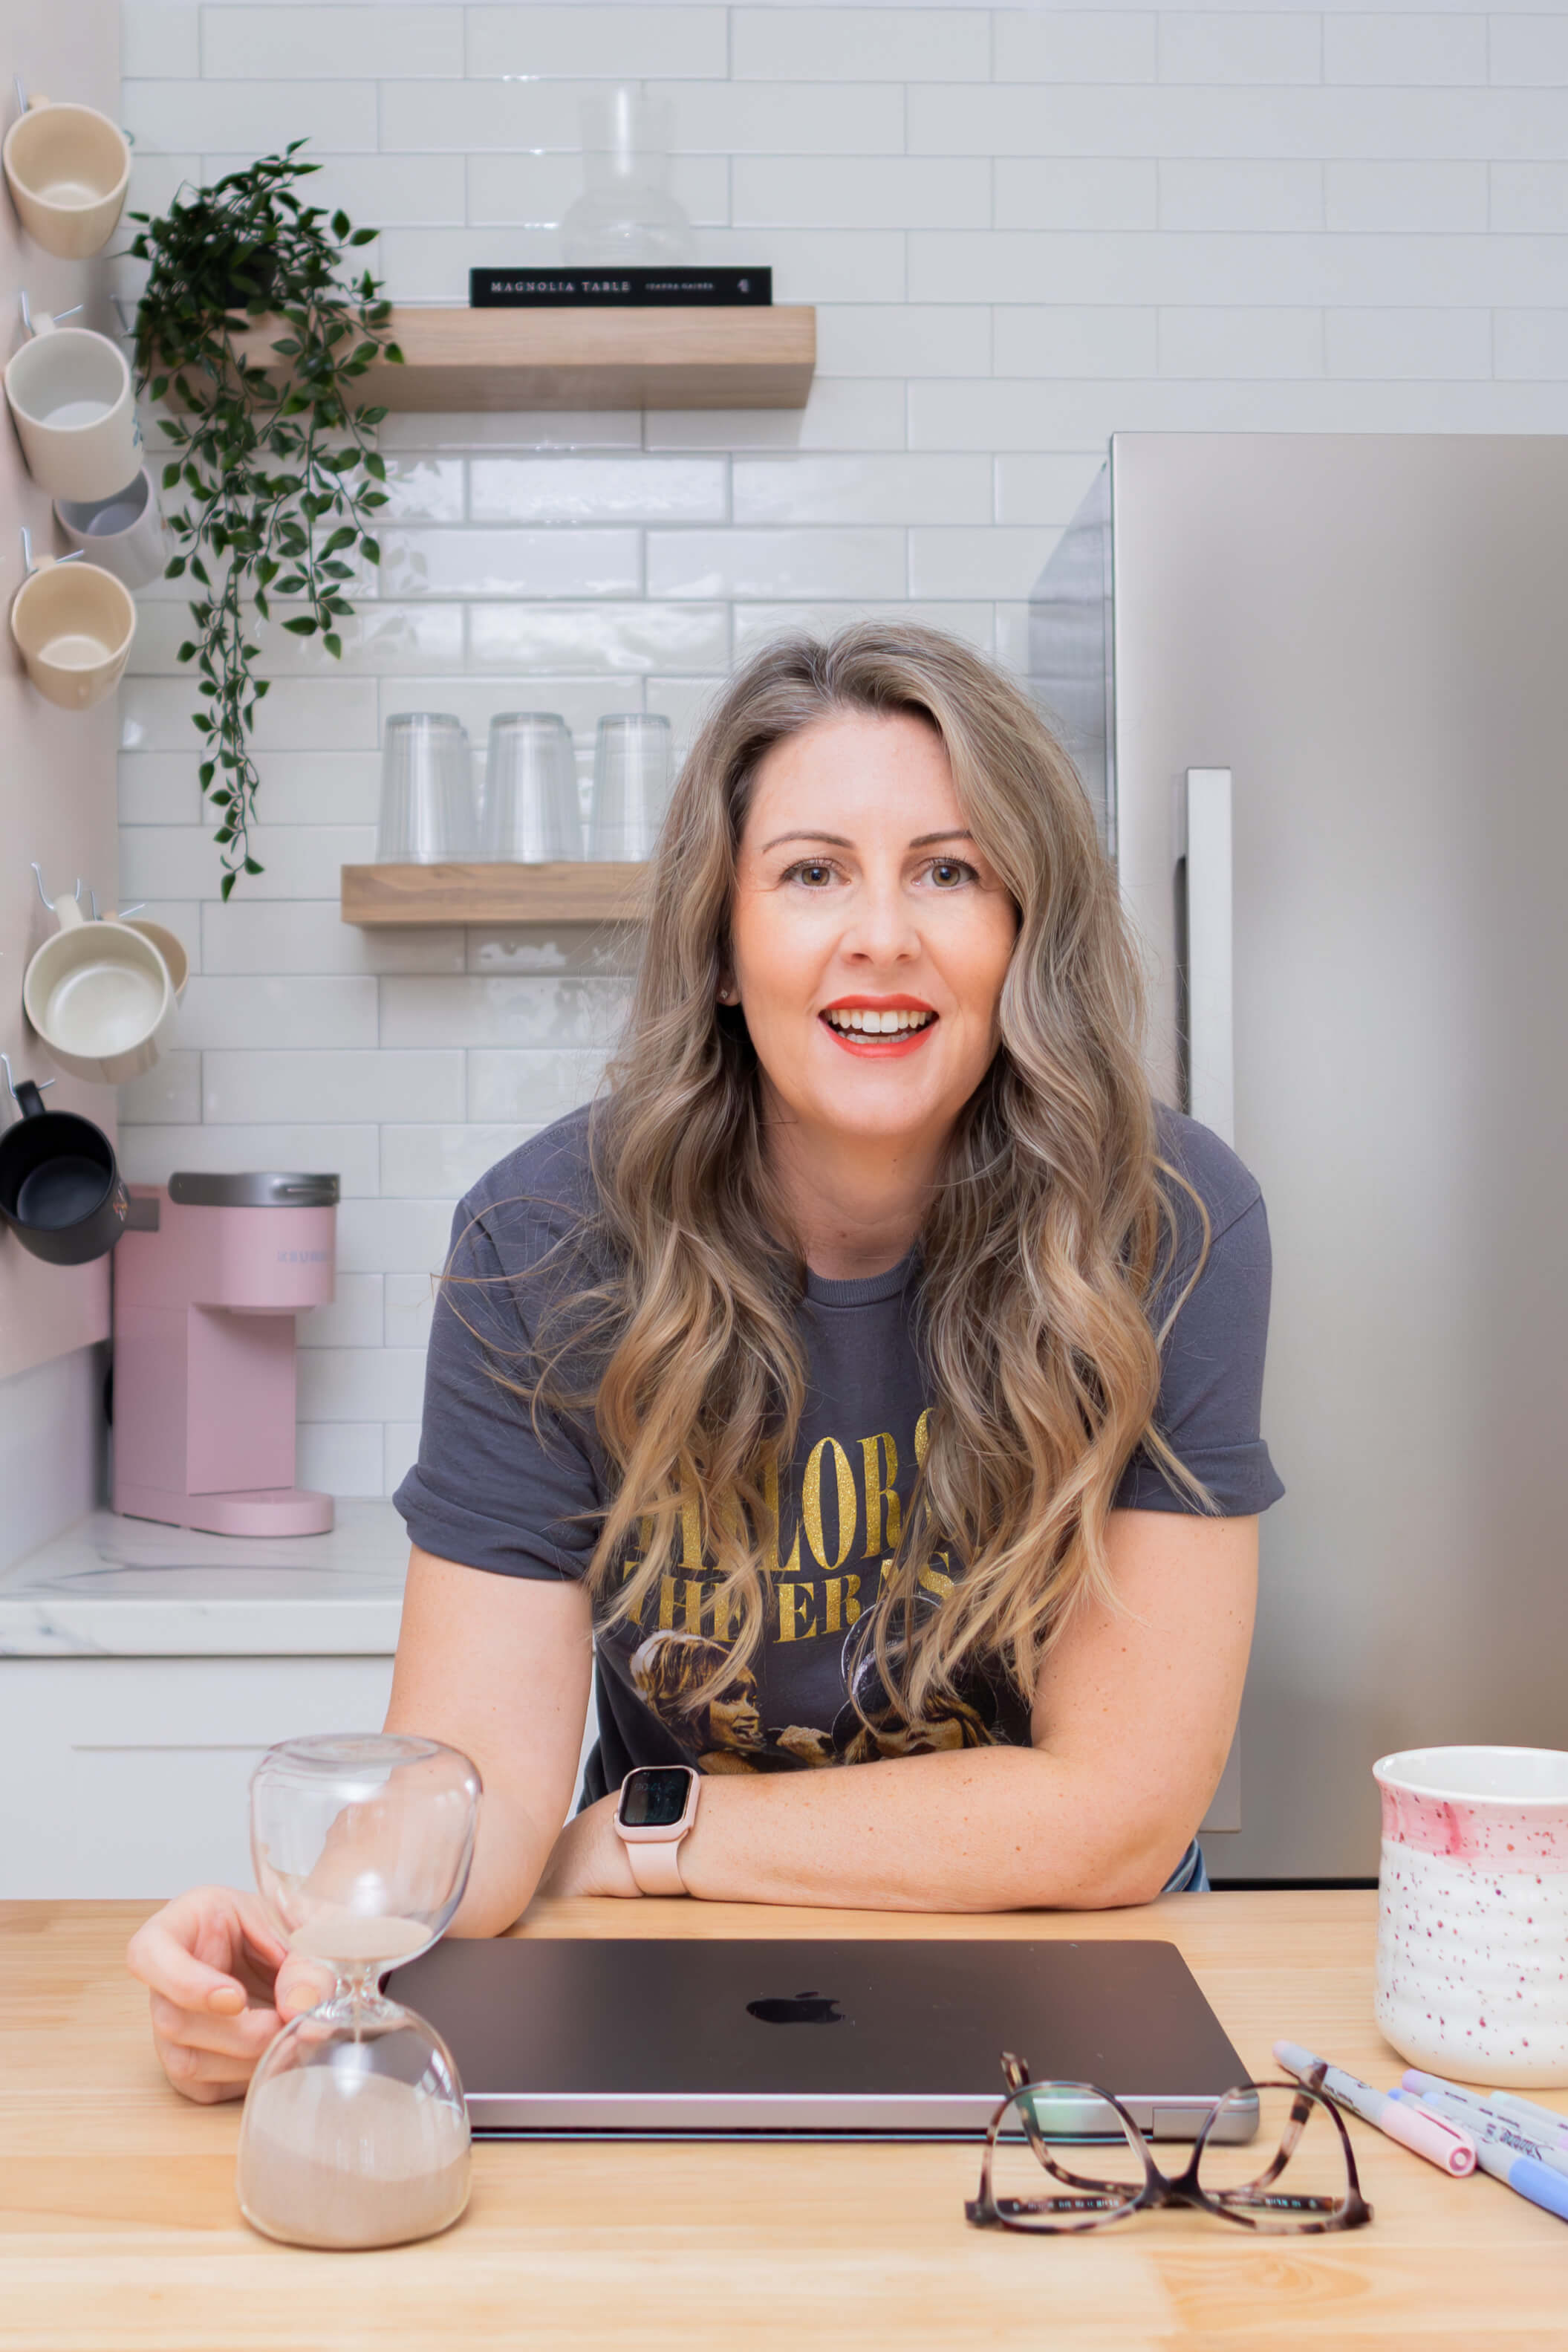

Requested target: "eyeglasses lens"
[
  {"left": 987, "top": 2082, "right": 1148, "bottom": 2229},
  {"left": 1195, "top": 2085, "right": 1353, "bottom": 2226}
]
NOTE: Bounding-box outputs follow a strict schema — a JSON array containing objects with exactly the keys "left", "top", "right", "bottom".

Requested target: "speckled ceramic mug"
[{"left": 1373, "top": 1746, "right": 1568, "bottom": 2088}]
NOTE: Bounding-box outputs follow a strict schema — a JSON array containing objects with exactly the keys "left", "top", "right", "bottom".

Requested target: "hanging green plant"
[{"left": 129, "top": 142, "right": 403, "bottom": 897}]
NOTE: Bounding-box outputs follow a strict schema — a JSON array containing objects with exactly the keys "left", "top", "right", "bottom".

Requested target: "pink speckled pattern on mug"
[{"left": 1373, "top": 1747, "right": 1568, "bottom": 2089}]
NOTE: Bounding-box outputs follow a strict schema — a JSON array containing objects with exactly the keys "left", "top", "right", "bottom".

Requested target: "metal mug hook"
[
  {"left": 1, "top": 1053, "right": 53, "bottom": 1108},
  {"left": 18, "top": 291, "right": 83, "bottom": 339},
  {"left": 13, "top": 77, "right": 25, "bottom": 120},
  {"left": 30, "top": 864, "right": 83, "bottom": 914},
  {"left": 21, "top": 527, "right": 85, "bottom": 577}
]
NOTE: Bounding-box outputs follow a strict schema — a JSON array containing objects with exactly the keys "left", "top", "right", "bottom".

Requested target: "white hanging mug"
[
  {"left": 2, "top": 95, "right": 131, "bottom": 259},
  {"left": 4, "top": 308, "right": 143, "bottom": 501},
  {"left": 10, "top": 541, "right": 137, "bottom": 709},
  {"left": 54, "top": 466, "right": 167, "bottom": 591},
  {"left": 23, "top": 893, "right": 176, "bottom": 1085}
]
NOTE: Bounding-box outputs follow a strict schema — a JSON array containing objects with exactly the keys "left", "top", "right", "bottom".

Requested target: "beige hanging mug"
[
  {"left": 3, "top": 91, "right": 131, "bottom": 259},
  {"left": 23, "top": 873, "right": 175, "bottom": 1085},
  {"left": 10, "top": 527, "right": 137, "bottom": 709},
  {"left": 4, "top": 293, "right": 143, "bottom": 501}
]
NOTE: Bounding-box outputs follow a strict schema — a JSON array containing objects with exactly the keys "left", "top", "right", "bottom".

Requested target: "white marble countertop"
[{"left": 0, "top": 1501, "right": 409, "bottom": 1658}]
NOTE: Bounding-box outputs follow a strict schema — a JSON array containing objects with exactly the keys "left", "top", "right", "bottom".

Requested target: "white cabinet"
[{"left": 0, "top": 1655, "right": 397, "bottom": 1898}]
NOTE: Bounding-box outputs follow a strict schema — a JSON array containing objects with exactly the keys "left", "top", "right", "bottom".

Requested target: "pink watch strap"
[{"left": 622, "top": 1834, "right": 689, "bottom": 1897}]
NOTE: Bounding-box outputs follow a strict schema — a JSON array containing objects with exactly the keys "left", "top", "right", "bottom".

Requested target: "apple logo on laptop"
[{"left": 746, "top": 1988, "right": 845, "bottom": 2027}]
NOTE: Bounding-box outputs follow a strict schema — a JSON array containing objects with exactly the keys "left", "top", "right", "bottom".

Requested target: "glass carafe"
[
  {"left": 560, "top": 86, "right": 696, "bottom": 266},
  {"left": 236, "top": 1733, "right": 483, "bottom": 2249}
]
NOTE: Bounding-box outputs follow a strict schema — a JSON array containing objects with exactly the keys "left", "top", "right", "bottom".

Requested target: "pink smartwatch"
[{"left": 614, "top": 1764, "right": 700, "bottom": 1896}]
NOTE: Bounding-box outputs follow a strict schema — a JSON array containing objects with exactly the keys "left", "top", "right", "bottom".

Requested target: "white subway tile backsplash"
[
  {"left": 172, "top": 975, "right": 380, "bottom": 1050},
  {"left": 469, "top": 459, "right": 726, "bottom": 526},
  {"left": 379, "top": 530, "right": 642, "bottom": 600},
  {"left": 1490, "top": 15, "right": 1568, "bottom": 85},
  {"left": 1493, "top": 312, "right": 1568, "bottom": 379},
  {"left": 380, "top": 976, "right": 629, "bottom": 1050},
  {"left": 466, "top": 6, "right": 729, "bottom": 82},
  {"left": 123, "top": 77, "right": 377, "bottom": 152},
  {"left": 994, "top": 10, "right": 1157, "bottom": 85},
  {"left": 992, "top": 452, "right": 1112, "bottom": 527},
  {"left": 735, "top": 7, "right": 988, "bottom": 83},
  {"left": 1158, "top": 158, "right": 1323, "bottom": 230},
  {"left": 204, "top": 1051, "right": 465, "bottom": 1126},
  {"left": 1324, "top": 14, "right": 1488, "bottom": 85},
  {"left": 299, "top": 1277, "right": 386, "bottom": 1351},
  {"left": 299, "top": 1347, "right": 427, "bottom": 1423},
  {"left": 204, "top": 5, "right": 462, "bottom": 79},
  {"left": 380, "top": 1123, "right": 538, "bottom": 1198},
  {"left": 297, "top": 1422, "right": 383, "bottom": 1498},
  {"left": 1324, "top": 159, "right": 1488, "bottom": 230},
  {"left": 123, "top": 3, "right": 198, "bottom": 77},
  {"left": 119, "top": 1051, "right": 203, "bottom": 1125},
  {"left": 335, "top": 1197, "right": 462, "bottom": 1275},
  {"left": 908, "top": 527, "right": 1063, "bottom": 600},
  {"left": 732, "top": 455, "right": 991, "bottom": 526},
  {"left": 1160, "top": 306, "right": 1324, "bottom": 378},
  {"left": 992, "top": 306, "right": 1160, "bottom": 378},
  {"left": 118, "top": 1123, "right": 383, "bottom": 1195},
  {"left": 466, "top": 603, "right": 730, "bottom": 676},
  {"left": 647, "top": 528, "right": 906, "bottom": 600},
  {"left": 995, "top": 159, "right": 1159, "bottom": 232},
  {"left": 384, "top": 1272, "right": 437, "bottom": 1351},
  {"left": 645, "top": 380, "right": 907, "bottom": 452},
  {"left": 1490, "top": 163, "right": 1568, "bottom": 233},
  {"left": 815, "top": 306, "right": 992, "bottom": 379},
  {"left": 124, "top": 0, "right": 1539, "bottom": 1497},
  {"left": 468, "top": 153, "right": 729, "bottom": 230},
  {"left": 1158, "top": 13, "right": 1322, "bottom": 86},
  {"left": 732, "top": 600, "right": 995, "bottom": 655},
  {"left": 467, "top": 1052, "right": 607, "bottom": 1125},
  {"left": 734, "top": 157, "right": 991, "bottom": 231},
  {"left": 1325, "top": 306, "right": 1492, "bottom": 377},
  {"left": 201, "top": 900, "right": 467, "bottom": 978}
]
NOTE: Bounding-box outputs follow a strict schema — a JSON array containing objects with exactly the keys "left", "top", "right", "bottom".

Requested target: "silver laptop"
[{"left": 389, "top": 1937, "right": 1254, "bottom": 2140}]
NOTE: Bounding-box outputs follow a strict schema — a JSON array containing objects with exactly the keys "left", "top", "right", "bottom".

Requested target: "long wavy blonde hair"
[{"left": 531, "top": 624, "right": 1209, "bottom": 1726}]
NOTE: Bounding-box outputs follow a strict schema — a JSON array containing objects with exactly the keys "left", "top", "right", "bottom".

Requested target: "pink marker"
[{"left": 1274, "top": 2041, "right": 1477, "bottom": 2177}]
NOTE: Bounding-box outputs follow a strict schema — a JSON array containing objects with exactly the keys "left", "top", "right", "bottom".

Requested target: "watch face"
[{"left": 619, "top": 1767, "right": 693, "bottom": 1830}]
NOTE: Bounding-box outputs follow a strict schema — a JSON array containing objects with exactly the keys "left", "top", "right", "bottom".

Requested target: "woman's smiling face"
[{"left": 729, "top": 709, "right": 1018, "bottom": 1154}]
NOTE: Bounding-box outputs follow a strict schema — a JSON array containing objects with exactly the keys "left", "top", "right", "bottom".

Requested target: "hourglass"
[{"left": 236, "top": 1733, "right": 483, "bottom": 2250}]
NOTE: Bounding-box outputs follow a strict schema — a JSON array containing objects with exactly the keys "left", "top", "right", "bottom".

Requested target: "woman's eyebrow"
[{"left": 758, "top": 827, "right": 975, "bottom": 854}]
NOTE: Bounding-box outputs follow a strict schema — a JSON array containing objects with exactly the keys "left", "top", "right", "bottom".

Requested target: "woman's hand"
[
  {"left": 126, "top": 1886, "right": 334, "bottom": 2104},
  {"left": 533, "top": 1796, "right": 640, "bottom": 1902}
]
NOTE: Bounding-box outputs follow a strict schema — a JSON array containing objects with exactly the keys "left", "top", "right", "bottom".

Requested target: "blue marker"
[{"left": 1390, "top": 2091, "right": 1568, "bottom": 2223}]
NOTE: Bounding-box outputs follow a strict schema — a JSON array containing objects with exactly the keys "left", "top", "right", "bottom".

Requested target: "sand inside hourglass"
[
  {"left": 287, "top": 1908, "right": 431, "bottom": 1965},
  {"left": 240, "top": 2067, "right": 470, "bottom": 2250}
]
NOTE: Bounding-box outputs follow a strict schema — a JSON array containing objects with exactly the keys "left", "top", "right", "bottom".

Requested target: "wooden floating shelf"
[
  {"left": 342, "top": 861, "right": 649, "bottom": 927},
  {"left": 232, "top": 305, "right": 816, "bottom": 412}
]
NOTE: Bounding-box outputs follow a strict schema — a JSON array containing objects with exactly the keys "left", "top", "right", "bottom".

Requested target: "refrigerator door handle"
[{"left": 1179, "top": 767, "right": 1235, "bottom": 1149}]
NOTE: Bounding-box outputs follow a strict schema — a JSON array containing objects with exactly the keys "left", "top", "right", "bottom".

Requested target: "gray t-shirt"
[{"left": 394, "top": 1102, "right": 1284, "bottom": 1802}]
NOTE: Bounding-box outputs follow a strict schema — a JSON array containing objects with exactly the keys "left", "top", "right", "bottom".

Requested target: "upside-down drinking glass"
[
  {"left": 588, "top": 712, "right": 672, "bottom": 860},
  {"left": 375, "top": 713, "right": 476, "bottom": 862},
  {"left": 480, "top": 712, "right": 582, "bottom": 861},
  {"left": 965, "top": 2054, "right": 1371, "bottom": 2238},
  {"left": 235, "top": 1734, "right": 483, "bottom": 2249}
]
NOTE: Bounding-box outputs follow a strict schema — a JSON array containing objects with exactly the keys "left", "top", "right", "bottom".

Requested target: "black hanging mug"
[{"left": 0, "top": 1059, "right": 133, "bottom": 1266}]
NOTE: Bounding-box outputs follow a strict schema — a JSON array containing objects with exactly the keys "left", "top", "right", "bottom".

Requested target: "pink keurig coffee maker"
[{"left": 112, "top": 1172, "right": 339, "bottom": 1536}]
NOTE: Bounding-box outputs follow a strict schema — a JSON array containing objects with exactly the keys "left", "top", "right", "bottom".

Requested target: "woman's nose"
[{"left": 841, "top": 871, "right": 919, "bottom": 964}]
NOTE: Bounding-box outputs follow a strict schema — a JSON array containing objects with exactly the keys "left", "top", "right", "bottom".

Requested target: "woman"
[{"left": 130, "top": 625, "right": 1282, "bottom": 2100}]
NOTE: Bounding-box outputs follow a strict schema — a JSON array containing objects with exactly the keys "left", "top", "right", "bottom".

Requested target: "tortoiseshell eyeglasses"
[{"left": 965, "top": 2054, "right": 1372, "bottom": 2237}]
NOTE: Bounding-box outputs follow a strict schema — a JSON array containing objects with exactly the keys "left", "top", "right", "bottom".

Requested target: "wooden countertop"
[{"left": 3, "top": 1890, "right": 1564, "bottom": 2348}]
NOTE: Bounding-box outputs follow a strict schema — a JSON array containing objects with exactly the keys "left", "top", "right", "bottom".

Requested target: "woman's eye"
[
  {"left": 926, "top": 857, "right": 979, "bottom": 889},
  {"left": 782, "top": 859, "right": 839, "bottom": 888}
]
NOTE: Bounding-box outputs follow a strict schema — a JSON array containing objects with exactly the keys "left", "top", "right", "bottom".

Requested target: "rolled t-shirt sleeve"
[
  {"left": 393, "top": 1198, "right": 602, "bottom": 1581},
  {"left": 1113, "top": 1120, "right": 1286, "bottom": 1519}
]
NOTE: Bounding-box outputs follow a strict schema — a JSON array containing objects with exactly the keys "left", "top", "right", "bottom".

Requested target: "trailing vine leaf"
[{"left": 127, "top": 143, "right": 402, "bottom": 896}]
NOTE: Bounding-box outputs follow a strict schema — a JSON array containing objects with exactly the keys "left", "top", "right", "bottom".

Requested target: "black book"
[{"left": 469, "top": 267, "right": 772, "bottom": 309}]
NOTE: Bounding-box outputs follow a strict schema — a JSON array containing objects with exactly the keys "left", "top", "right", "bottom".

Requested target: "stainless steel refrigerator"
[{"left": 1030, "top": 435, "right": 1568, "bottom": 1880}]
